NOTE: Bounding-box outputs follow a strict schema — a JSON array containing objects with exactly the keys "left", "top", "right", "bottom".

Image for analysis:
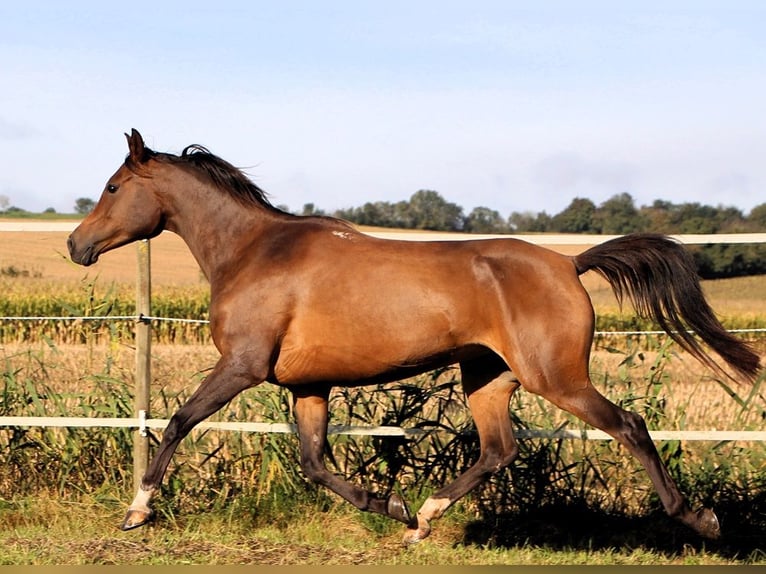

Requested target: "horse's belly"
[
  {"left": 270, "top": 279, "right": 494, "bottom": 385},
  {"left": 271, "top": 334, "right": 486, "bottom": 386}
]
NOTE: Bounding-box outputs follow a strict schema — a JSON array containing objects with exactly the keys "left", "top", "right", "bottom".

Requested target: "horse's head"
[{"left": 68, "top": 129, "right": 166, "bottom": 266}]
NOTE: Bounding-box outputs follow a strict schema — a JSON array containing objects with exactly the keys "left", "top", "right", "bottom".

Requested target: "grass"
[{"left": 2, "top": 493, "right": 764, "bottom": 565}]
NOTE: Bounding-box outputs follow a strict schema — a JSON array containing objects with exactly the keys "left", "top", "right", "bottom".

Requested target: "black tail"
[{"left": 574, "top": 233, "right": 761, "bottom": 381}]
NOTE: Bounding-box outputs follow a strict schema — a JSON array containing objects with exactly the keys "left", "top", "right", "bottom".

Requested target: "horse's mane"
[
  {"left": 130, "top": 143, "right": 279, "bottom": 211},
  {"left": 128, "top": 141, "right": 351, "bottom": 227},
  {"left": 176, "top": 145, "right": 275, "bottom": 209}
]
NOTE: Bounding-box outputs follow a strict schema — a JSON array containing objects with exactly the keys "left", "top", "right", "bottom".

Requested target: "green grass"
[
  {"left": 0, "top": 212, "right": 83, "bottom": 220},
  {"left": 1, "top": 493, "right": 762, "bottom": 565}
]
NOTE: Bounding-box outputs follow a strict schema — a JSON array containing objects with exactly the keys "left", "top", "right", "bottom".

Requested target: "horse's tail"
[{"left": 573, "top": 233, "right": 761, "bottom": 381}]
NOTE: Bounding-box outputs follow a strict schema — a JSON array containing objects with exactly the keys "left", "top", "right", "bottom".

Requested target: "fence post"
[{"left": 134, "top": 239, "right": 151, "bottom": 493}]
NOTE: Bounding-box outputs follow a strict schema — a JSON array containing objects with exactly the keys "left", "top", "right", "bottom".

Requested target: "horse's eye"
[{"left": 107, "top": 184, "right": 119, "bottom": 193}]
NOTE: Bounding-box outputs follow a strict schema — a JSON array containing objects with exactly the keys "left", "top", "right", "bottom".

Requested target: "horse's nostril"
[{"left": 67, "top": 235, "right": 75, "bottom": 255}]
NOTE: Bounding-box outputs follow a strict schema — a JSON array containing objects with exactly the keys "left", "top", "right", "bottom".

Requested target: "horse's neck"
[{"left": 165, "top": 192, "right": 276, "bottom": 282}]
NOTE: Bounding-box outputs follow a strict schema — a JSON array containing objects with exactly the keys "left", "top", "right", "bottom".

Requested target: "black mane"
[
  {"left": 129, "top": 143, "right": 279, "bottom": 210},
  {"left": 176, "top": 145, "right": 274, "bottom": 209}
]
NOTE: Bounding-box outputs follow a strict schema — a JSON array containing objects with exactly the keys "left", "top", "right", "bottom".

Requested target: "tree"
[
  {"left": 407, "top": 190, "right": 464, "bottom": 231},
  {"left": 673, "top": 203, "right": 718, "bottom": 234},
  {"left": 335, "top": 200, "right": 413, "bottom": 228},
  {"left": 464, "top": 206, "right": 509, "bottom": 233},
  {"left": 508, "top": 210, "right": 551, "bottom": 232},
  {"left": 0, "top": 195, "right": 8, "bottom": 212},
  {"left": 640, "top": 199, "right": 676, "bottom": 232},
  {"left": 74, "top": 197, "right": 96, "bottom": 215},
  {"left": 550, "top": 197, "right": 596, "bottom": 233},
  {"left": 748, "top": 203, "right": 766, "bottom": 230},
  {"left": 592, "top": 193, "right": 645, "bottom": 234},
  {"left": 301, "top": 203, "right": 325, "bottom": 216}
]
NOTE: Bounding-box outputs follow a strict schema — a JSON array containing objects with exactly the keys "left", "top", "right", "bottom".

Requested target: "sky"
[{"left": 1, "top": 1, "right": 765, "bottom": 218}]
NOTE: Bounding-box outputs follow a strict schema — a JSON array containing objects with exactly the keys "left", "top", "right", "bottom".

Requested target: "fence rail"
[
  {"left": 2, "top": 413, "right": 765, "bottom": 442},
  {"left": 5, "top": 312, "right": 765, "bottom": 334},
  {"left": 3, "top": 220, "right": 766, "bottom": 244}
]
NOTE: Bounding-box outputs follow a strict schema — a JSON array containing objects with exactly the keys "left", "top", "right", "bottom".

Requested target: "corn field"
[{"left": 2, "top": 278, "right": 764, "bottom": 346}]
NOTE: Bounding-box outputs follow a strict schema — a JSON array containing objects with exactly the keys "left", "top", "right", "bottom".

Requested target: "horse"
[{"left": 68, "top": 129, "right": 761, "bottom": 544}]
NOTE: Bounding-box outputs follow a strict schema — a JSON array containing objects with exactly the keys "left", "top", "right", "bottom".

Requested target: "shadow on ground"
[{"left": 460, "top": 495, "right": 766, "bottom": 561}]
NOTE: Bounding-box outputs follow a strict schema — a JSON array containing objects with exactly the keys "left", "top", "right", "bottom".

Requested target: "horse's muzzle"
[{"left": 67, "top": 234, "right": 98, "bottom": 266}]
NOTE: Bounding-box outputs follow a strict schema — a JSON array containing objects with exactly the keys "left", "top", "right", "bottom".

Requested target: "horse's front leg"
[
  {"left": 122, "top": 355, "right": 261, "bottom": 530},
  {"left": 292, "top": 386, "right": 411, "bottom": 524}
]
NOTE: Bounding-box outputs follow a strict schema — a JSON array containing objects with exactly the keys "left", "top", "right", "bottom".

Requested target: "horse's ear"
[{"left": 125, "top": 129, "right": 147, "bottom": 164}]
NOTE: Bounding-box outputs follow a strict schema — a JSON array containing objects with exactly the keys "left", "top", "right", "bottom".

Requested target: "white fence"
[
  {"left": 5, "top": 218, "right": 765, "bottom": 243},
  {"left": 2, "top": 224, "right": 765, "bottom": 451}
]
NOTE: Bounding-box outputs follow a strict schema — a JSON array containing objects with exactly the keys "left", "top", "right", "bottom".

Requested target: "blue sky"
[{"left": 1, "top": 1, "right": 764, "bottom": 217}]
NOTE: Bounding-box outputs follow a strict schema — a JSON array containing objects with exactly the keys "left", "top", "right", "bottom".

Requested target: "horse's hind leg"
[
  {"left": 403, "top": 355, "right": 520, "bottom": 545},
  {"left": 291, "top": 386, "right": 411, "bottom": 524},
  {"left": 542, "top": 380, "right": 720, "bottom": 539},
  {"left": 499, "top": 270, "right": 720, "bottom": 540}
]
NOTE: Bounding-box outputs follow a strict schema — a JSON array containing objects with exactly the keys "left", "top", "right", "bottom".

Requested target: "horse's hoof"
[
  {"left": 387, "top": 494, "right": 411, "bottom": 524},
  {"left": 401, "top": 514, "right": 431, "bottom": 546},
  {"left": 694, "top": 507, "right": 721, "bottom": 540},
  {"left": 120, "top": 508, "right": 155, "bottom": 531}
]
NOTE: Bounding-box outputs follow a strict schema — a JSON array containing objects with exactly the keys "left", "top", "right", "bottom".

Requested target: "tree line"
[
  {"left": 303, "top": 190, "right": 766, "bottom": 279},
  {"left": 3, "top": 190, "right": 764, "bottom": 279}
]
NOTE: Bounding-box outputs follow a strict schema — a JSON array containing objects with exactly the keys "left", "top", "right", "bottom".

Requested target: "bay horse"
[{"left": 68, "top": 129, "right": 761, "bottom": 544}]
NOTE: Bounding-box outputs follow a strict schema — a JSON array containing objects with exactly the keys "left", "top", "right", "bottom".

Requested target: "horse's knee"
[{"left": 479, "top": 443, "right": 518, "bottom": 475}]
